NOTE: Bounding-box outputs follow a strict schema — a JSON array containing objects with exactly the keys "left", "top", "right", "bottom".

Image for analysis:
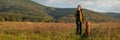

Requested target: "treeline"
[{"left": 0, "top": 14, "right": 54, "bottom": 22}]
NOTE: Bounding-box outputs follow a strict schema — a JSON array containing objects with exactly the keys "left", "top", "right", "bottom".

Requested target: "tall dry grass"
[{"left": 0, "top": 22, "right": 119, "bottom": 40}]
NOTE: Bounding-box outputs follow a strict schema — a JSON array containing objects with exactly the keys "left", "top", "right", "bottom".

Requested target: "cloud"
[
  {"left": 82, "top": 0, "right": 120, "bottom": 12},
  {"left": 32, "top": 0, "right": 120, "bottom": 13}
]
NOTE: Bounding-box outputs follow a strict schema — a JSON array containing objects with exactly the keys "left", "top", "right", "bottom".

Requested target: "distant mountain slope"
[
  {"left": 104, "top": 13, "right": 120, "bottom": 19},
  {"left": 0, "top": 0, "right": 54, "bottom": 22},
  {"left": 0, "top": 0, "right": 119, "bottom": 22},
  {"left": 48, "top": 8, "right": 119, "bottom": 23},
  {"left": 47, "top": 8, "right": 76, "bottom": 19}
]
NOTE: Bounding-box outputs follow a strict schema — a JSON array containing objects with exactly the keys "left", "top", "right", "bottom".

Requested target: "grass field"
[{"left": 0, "top": 22, "right": 120, "bottom": 40}]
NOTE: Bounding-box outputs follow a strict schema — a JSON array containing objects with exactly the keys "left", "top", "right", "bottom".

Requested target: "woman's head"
[{"left": 77, "top": 5, "right": 82, "bottom": 11}]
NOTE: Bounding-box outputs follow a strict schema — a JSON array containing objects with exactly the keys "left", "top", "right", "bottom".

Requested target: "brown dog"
[{"left": 85, "top": 21, "right": 90, "bottom": 36}]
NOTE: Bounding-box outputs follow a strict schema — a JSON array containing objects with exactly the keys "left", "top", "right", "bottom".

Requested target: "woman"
[{"left": 74, "top": 5, "right": 84, "bottom": 35}]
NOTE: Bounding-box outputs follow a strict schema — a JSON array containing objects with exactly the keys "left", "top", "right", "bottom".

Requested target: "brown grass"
[{"left": 0, "top": 22, "right": 120, "bottom": 40}]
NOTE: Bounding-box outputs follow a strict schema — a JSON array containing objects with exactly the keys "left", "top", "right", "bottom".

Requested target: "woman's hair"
[{"left": 76, "top": 5, "right": 82, "bottom": 14}]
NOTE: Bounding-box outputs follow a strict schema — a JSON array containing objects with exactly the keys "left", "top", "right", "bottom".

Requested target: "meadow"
[{"left": 0, "top": 22, "right": 120, "bottom": 40}]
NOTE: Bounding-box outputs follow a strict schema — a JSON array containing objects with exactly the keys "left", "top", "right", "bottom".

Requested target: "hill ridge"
[{"left": 0, "top": 0, "right": 119, "bottom": 23}]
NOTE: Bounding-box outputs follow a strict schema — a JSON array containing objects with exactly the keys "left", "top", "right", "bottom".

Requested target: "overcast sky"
[{"left": 32, "top": 0, "right": 120, "bottom": 13}]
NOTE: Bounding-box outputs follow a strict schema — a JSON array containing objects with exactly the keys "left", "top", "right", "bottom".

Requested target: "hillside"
[
  {"left": 0, "top": 0, "right": 54, "bottom": 22},
  {"left": 47, "top": 8, "right": 76, "bottom": 19},
  {"left": 104, "top": 13, "right": 120, "bottom": 19},
  {"left": 0, "top": 0, "right": 119, "bottom": 23},
  {"left": 48, "top": 8, "right": 119, "bottom": 23}
]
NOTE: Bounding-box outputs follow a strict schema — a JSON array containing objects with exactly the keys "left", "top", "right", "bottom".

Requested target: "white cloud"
[{"left": 32, "top": 0, "right": 120, "bottom": 13}]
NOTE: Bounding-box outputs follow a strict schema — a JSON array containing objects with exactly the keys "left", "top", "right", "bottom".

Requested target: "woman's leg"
[
  {"left": 76, "top": 21, "right": 79, "bottom": 34},
  {"left": 79, "top": 22, "right": 82, "bottom": 34}
]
